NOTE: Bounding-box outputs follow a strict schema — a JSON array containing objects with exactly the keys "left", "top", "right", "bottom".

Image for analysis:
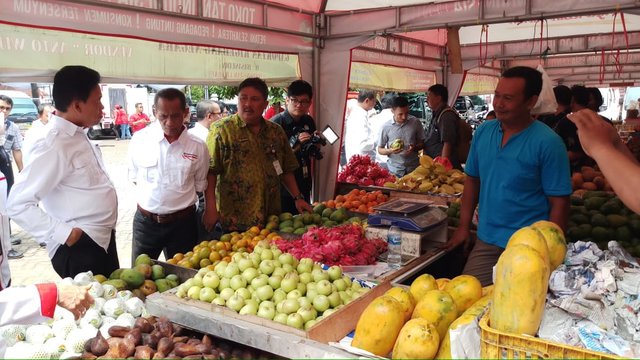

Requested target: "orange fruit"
[
  {"left": 209, "top": 252, "right": 221, "bottom": 262},
  {"left": 173, "top": 253, "right": 184, "bottom": 261},
  {"left": 248, "top": 226, "right": 261, "bottom": 235},
  {"left": 327, "top": 200, "right": 336, "bottom": 208}
]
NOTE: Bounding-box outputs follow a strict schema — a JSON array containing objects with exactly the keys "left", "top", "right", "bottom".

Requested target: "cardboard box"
[{"left": 365, "top": 221, "right": 447, "bottom": 258}]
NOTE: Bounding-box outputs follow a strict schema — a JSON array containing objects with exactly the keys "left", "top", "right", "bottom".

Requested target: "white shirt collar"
[
  {"left": 149, "top": 121, "right": 188, "bottom": 144},
  {"left": 50, "top": 114, "right": 82, "bottom": 136}
]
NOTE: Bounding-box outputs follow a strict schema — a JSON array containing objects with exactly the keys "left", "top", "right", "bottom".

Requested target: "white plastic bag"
[{"left": 531, "top": 64, "right": 557, "bottom": 115}]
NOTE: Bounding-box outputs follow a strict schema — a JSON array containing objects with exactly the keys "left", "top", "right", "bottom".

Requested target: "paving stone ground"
[{"left": 8, "top": 139, "right": 163, "bottom": 285}]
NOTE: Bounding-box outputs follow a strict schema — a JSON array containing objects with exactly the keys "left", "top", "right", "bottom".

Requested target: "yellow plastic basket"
[{"left": 479, "top": 312, "right": 623, "bottom": 359}]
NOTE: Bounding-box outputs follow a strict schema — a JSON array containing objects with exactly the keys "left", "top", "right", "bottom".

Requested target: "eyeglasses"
[
  {"left": 289, "top": 97, "right": 311, "bottom": 106},
  {"left": 0, "top": 106, "right": 12, "bottom": 111},
  {"left": 210, "top": 111, "right": 222, "bottom": 116}
]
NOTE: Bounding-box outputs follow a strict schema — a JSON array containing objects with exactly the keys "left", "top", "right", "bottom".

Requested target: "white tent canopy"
[{"left": 2, "top": 0, "right": 640, "bottom": 200}]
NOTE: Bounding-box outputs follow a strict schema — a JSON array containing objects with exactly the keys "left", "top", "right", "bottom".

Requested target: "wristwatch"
[{"left": 293, "top": 194, "right": 304, "bottom": 201}]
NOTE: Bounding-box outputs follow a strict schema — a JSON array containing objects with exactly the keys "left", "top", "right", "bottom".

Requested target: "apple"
[
  {"left": 342, "top": 275, "right": 352, "bottom": 288},
  {"left": 241, "top": 268, "right": 259, "bottom": 283},
  {"left": 239, "top": 301, "right": 258, "bottom": 315},
  {"left": 297, "top": 305, "right": 318, "bottom": 323},
  {"left": 257, "top": 301, "right": 276, "bottom": 320},
  {"left": 286, "top": 313, "right": 304, "bottom": 329},
  {"left": 219, "top": 287, "right": 235, "bottom": 301},
  {"left": 305, "top": 288, "right": 318, "bottom": 302},
  {"left": 273, "top": 289, "right": 286, "bottom": 304},
  {"left": 306, "top": 282, "right": 317, "bottom": 291},
  {"left": 272, "top": 248, "right": 283, "bottom": 259},
  {"left": 249, "top": 253, "right": 262, "bottom": 267},
  {"left": 280, "top": 274, "right": 299, "bottom": 293},
  {"left": 259, "top": 260, "right": 275, "bottom": 275},
  {"left": 256, "top": 285, "right": 274, "bottom": 301},
  {"left": 313, "top": 264, "right": 323, "bottom": 272},
  {"left": 230, "top": 275, "right": 247, "bottom": 290},
  {"left": 304, "top": 319, "right": 318, "bottom": 330},
  {"left": 214, "top": 261, "right": 228, "bottom": 277},
  {"left": 268, "top": 275, "right": 282, "bottom": 289},
  {"left": 312, "top": 295, "right": 330, "bottom": 312},
  {"left": 219, "top": 277, "right": 231, "bottom": 291},
  {"left": 272, "top": 267, "right": 286, "bottom": 278},
  {"left": 312, "top": 269, "right": 329, "bottom": 282},
  {"left": 235, "top": 288, "right": 251, "bottom": 301},
  {"left": 286, "top": 289, "right": 302, "bottom": 300},
  {"left": 260, "top": 249, "right": 274, "bottom": 261},
  {"left": 223, "top": 263, "right": 240, "bottom": 279},
  {"left": 197, "top": 268, "right": 209, "bottom": 276},
  {"left": 323, "top": 308, "right": 336, "bottom": 317},
  {"left": 316, "top": 280, "right": 332, "bottom": 296},
  {"left": 278, "top": 253, "right": 295, "bottom": 266},
  {"left": 251, "top": 292, "right": 261, "bottom": 303},
  {"left": 299, "top": 272, "right": 313, "bottom": 285},
  {"left": 327, "top": 266, "right": 343, "bottom": 281},
  {"left": 176, "top": 288, "right": 187, "bottom": 298},
  {"left": 226, "top": 294, "right": 245, "bottom": 312},
  {"left": 333, "top": 278, "right": 347, "bottom": 291},
  {"left": 339, "top": 291, "right": 350, "bottom": 303},
  {"left": 281, "top": 264, "right": 294, "bottom": 273},
  {"left": 297, "top": 297, "right": 311, "bottom": 308},
  {"left": 199, "top": 287, "right": 216, "bottom": 303},
  {"left": 181, "top": 279, "right": 194, "bottom": 289},
  {"left": 281, "top": 298, "right": 300, "bottom": 314},
  {"left": 251, "top": 275, "right": 269, "bottom": 289},
  {"left": 253, "top": 245, "right": 264, "bottom": 254},
  {"left": 328, "top": 292, "right": 341, "bottom": 307},
  {"left": 297, "top": 282, "right": 306, "bottom": 295},
  {"left": 202, "top": 272, "right": 221, "bottom": 289},
  {"left": 352, "top": 281, "right": 363, "bottom": 290},
  {"left": 273, "top": 313, "right": 288, "bottom": 324},
  {"left": 192, "top": 274, "right": 204, "bottom": 287},
  {"left": 271, "top": 260, "right": 282, "bottom": 269},
  {"left": 187, "top": 286, "right": 202, "bottom": 300},
  {"left": 297, "top": 258, "right": 314, "bottom": 274},
  {"left": 237, "top": 258, "right": 254, "bottom": 272},
  {"left": 232, "top": 252, "right": 245, "bottom": 263},
  {"left": 212, "top": 297, "right": 226, "bottom": 306}
]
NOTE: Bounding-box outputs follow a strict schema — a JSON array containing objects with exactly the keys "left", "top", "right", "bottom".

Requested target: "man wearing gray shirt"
[{"left": 377, "top": 96, "right": 425, "bottom": 177}]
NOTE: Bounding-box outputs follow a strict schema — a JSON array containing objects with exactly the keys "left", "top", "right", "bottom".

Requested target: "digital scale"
[{"left": 368, "top": 198, "right": 448, "bottom": 232}]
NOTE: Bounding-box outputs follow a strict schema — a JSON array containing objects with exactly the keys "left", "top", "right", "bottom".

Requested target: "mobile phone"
[{"left": 321, "top": 125, "right": 339, "bottom": 145}]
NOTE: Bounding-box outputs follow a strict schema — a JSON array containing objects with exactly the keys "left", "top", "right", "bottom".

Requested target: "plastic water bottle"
[{"left": 387, "top": 226, "right": 402, "bottom": 269}]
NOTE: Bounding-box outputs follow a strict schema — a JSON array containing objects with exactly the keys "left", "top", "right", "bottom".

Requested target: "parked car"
[
  {"left": 454, "top": 96, "right": 476, "bottom": 122},
  {"left": 87, "top": 115, "right": 117, "bottom": 140}
]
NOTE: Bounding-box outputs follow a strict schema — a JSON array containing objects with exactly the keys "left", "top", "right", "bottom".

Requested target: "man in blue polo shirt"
[{"left": 446, "top": 66, "right": 571, "bottom": 286}]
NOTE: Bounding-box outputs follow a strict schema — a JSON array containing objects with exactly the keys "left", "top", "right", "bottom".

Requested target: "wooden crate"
[{"left": 150, "top": 280, "right": 392, "bottom": 344}]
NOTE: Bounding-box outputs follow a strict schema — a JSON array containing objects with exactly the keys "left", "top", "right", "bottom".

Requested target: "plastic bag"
[{"left": 531, "top": 65, "right": 557, "bottom": 115}]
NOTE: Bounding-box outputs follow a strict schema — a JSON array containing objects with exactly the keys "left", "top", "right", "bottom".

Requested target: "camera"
[{"left": 290, "top": 128, "right": 327, "bottom": 160}]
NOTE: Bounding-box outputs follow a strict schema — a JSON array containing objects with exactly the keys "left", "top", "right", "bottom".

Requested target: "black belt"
[{"left": 137, "top": 205, "right": 195, "bottom": 224}]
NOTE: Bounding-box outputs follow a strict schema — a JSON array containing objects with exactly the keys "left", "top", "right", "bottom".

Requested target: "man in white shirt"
[
  {"left": 188, "top": 100, "right": 222, "bottom": 142},
  {"left": 369, "top": 93, "right": 395, "bottom": 167},
  {"left": 188, "top": 99, "right": 222, "bottom": 241},
  {"left": 128, "top": 88, "right": 210, "bottom": 263},
  {"left": 23, "top": 103, "right": 53, "bottom": 166},
  {"left": 344, "top": 90, "right": 377, "bottom": 162},
  {"left": 7, "top": 66, "right": 120, "bottom": 278}
]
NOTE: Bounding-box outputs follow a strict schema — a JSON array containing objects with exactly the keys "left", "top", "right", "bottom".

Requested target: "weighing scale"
[{"left": 368, "top": 198, "right": 448, "bottom": 232}]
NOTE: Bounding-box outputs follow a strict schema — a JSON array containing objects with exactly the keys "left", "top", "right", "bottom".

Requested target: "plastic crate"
[{"left": 478, "top": 312, "right": 622, "bottom": 359}]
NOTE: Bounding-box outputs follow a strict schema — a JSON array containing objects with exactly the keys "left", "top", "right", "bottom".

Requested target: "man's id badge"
[{"left": 273, "top": 160, "right": 283, "bottom": 175}]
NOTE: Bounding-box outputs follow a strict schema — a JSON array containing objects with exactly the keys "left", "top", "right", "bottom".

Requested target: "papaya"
[
  {"left": 352, "top": 295, "right": 406, "bottom": 356},
  {"left": 443, "top": 275, "right": 482, "bottom": 315},
  {"left": 411, "top": 290, "right": 458, "bottom": 339},
  {"left": 530, "top": 220, "right": 567, "bottom": 270},
  {"left": 482, "top": 284, "right": 494, "bottom": 297},
  {"left": 392, "top": 318, "right": 439, "bottom": 359},
  {"left": 435, "top": 278, "right": 450, "bottom": 290},
  {"left": 435, "top": 295, "right": 491, "bottom": 359},
  {"left": 384, "top": 287, "right": 416, "bottom": 322},
  {"left": 506, "top": 226, "right": 551, "bottom": 269},
  {"left": 409, "top": 274, "right": 437, "bottom": 302},
  {"left": 490, "top": 244, "right": 550, "bottom": 336}
]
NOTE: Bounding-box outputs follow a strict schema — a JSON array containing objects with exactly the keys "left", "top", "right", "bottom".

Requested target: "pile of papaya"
[{"left": 568, "top": 191, "right": 640, "bottom": 255}]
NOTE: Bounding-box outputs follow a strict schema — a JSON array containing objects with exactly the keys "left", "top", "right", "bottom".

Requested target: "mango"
[{"left": 120, "top": 268, "right": 145, "bottom": 288}]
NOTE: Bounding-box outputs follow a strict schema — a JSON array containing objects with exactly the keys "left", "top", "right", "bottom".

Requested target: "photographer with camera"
[{"left": 272, "top": 80, "right": 324, "bottom": 214}]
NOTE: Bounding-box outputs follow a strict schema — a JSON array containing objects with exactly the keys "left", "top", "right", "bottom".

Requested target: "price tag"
[{"left": 273, "top": 160, "right": 283, "bottom": 175}]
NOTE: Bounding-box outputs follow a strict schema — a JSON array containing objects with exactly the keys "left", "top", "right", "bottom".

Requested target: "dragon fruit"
[
  {"left": 338, "top": 155, "right": 396, "bottom": 187},
  {"left": 274, "top": 224, "right": 387, "bottom": 266}
]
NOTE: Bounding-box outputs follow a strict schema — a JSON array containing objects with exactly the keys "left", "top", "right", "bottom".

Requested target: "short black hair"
[
  {"left": 380, "top": 93, "right": 396, "bottom": 110},
  {"left": 571, "top": 85, "right": 590, "bottom": 108},
  {"left": 0, "top": 95, "right": 13, "bottom": 107},
  {"left": 154, "top": 88, "right": 187, "bottom": 109},
  {"left": 357, "top": 90, "right": 376, "bottom": 103},
  {"left": 427, "top": 84, "right": 449, "bottom": 103},
  {"left": 196, "top": 100, "right": 217, "bottom": 120},
  {"left": 53, "top": 66, "right": 101, "bottom": 112},
  {"left": 588, "top": 87, "right": 603, "bottom": 108},
  {"left": 239, "top": 78, "right": 268, "bottom": 100},
  {"left": 391, "top": 96, "right": 409, "bottom": 109},
  {"left": 501, "top": 66, "right": 542, "bottom": 100},
  {"left": 287, "top": 80, "right": 313, "bottom": 98},
  {"left": 37, "top": 103, "right": 52, "bottom": 116},
  {"left": 135, "top": 102, "right": 143, "bottom": 107},
  {"left": 553, "top": 85, "right": 572, "bottom": 107}
]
